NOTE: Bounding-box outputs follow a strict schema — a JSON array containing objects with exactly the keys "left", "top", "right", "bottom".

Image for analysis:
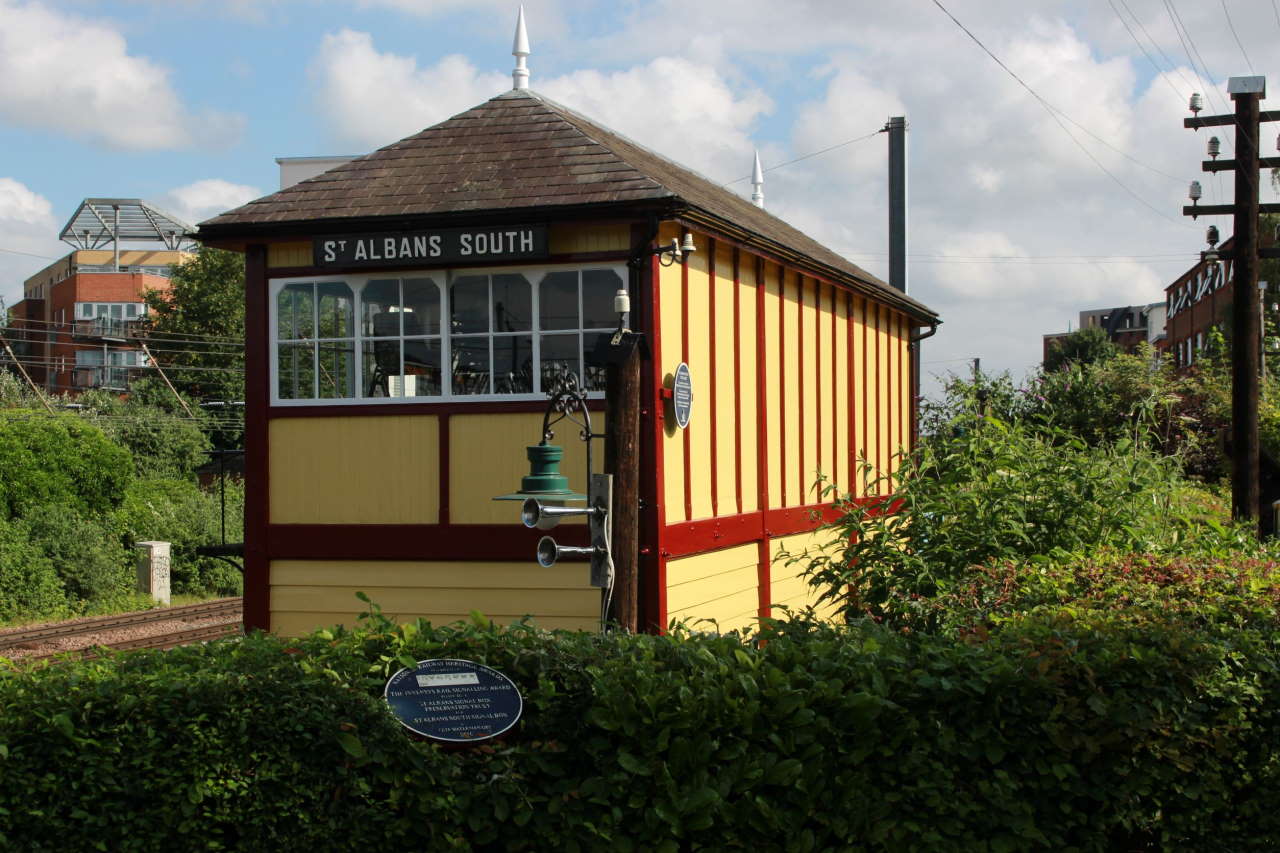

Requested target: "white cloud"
[
  {"left": 312, "top": 29, "right": 508, "bottom": 150},
  {"left": 0, "top": 178, "right": 64, "bottom": 309},
  {"left": 0, "top": 0, "right": 243, "bottom": 150},
  {"left": 155, "top": 179, "right": 263, "bottom": 227}
]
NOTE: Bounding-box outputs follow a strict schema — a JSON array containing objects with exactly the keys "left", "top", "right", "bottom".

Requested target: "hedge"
[{"left": 2, "top": 604, "right": 1278, "bottom": 852}]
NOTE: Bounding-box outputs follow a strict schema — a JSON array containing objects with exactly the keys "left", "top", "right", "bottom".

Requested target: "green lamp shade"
[{"left": 493, "top": 443, "right": 586, "bottom": 502}]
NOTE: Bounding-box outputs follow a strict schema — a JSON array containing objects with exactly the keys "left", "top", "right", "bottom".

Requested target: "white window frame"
[{"left": 268, "top": 262, "right": 625, "bottom": 406}]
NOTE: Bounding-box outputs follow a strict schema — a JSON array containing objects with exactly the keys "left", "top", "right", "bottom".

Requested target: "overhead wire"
[
  {"left": 930, "top": 0, "right": 1195, "bottom": 230},
  {"left": 1221, "top": 0, "right": 1255, "bottom": 75},
  {"left": 722, "top": 129, "right": 886, "bottom": 186}
]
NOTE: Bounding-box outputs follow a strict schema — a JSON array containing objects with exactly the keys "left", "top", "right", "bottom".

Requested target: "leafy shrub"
[
  {"left": 75, "top": 381, "right": 210, "bottom": 479},
  {"left": 0, "top": 517, "right": 64, "bottom": 622},
  {"left": 23, "top": 504, "right": 133, "bottom": 608},
  {"left": 2, "top": 612, "right": 1278, "bottom": 851},
  {"left": 795, "top": 415, "right": 1256, "bottom": 628},
  {"left": 0, "top": 410, "right": 133, "bottom": 520},
  {"left": 115, "top": 478, "right": 243, "bottom": 596}
]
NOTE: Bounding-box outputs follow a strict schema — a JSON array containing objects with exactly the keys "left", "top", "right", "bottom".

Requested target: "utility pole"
[{"left": 1184, "top": 76, "right": 1280, "bottom": 535}]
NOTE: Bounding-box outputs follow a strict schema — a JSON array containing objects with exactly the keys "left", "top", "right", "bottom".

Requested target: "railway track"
[
  {"left": 57, "top": 622, "right": 243, "bottom": 661},
  {"left": 0, "top": 598, "right": 243, "bottom": 659}
]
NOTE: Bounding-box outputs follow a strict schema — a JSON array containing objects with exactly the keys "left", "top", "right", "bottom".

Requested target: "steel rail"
[
  {"left": 0, "top": 598, "right": 242, "bottom": 650},
  {"left": 35, "top": 622, "right": 243, "bottom": 662}
]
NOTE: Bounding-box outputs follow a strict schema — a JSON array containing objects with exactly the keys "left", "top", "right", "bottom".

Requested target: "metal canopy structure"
[{"left": 59, "top": 198, "right": 195, "bottom": 252}]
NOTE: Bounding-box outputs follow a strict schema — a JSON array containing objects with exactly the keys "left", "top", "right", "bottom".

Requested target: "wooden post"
[
  {"left": 605, "top": 333, "right": 641, "bottom": 632},
  {"left": 1232, "top": 87, "right": 1262, "bottom": 533}
]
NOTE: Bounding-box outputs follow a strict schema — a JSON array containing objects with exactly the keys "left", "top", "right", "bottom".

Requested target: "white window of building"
[{"left": 269, "top": 264, "right": 625, "bottom": 405}]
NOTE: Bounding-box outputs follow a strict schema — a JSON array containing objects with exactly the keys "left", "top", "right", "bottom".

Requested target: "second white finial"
[
  {"left": 512, "top": 5, "right": 530, "bottom": 90},
  {"left": 750, "top": 149, "right": 765, "bottom": 208}
]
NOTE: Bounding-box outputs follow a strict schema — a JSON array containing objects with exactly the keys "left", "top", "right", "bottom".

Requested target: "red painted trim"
[
  {"left": 816, "top": 282, "right": 822, "bottom": 494},
  {"left": 757, "top": 538, "right": 771, "bottom": 622},
  {"left": 831, "top": 286, "right": 838, "bottom": 493},
  {"left": 268, "top": 399, "right": 605, "bottom": 418},
  {"left": 778, "top": 267, "right": 788, "bottom": 507},
  {"left": 708, "top": 238, "right": 719, "bottom": 517},
  {"left": 243, "top": 245, "right": 271, "bottom": 633},
  {"left": 732, "top": 248, "right": 743, "bottom": 515},
  {"left": 874, "top": 302, "right": 884, "bottom": 494},
  {"left": 861, "top": 296, "right": 869, "bottom": 497},
  {"left": 651, "top": 251, "right": 668, "bottom": 631},
  {"left": 846, "top": 292, "right": 855, "bottom": 495},
  {"left": 268, "top": 523, "right": 588, "bottom": 561},
  {"left": 662, "top": 500, "right": 864, "bottom": 559},
  {"left": 755, "top": 257, "right": 771, "bottom": 624},
  {"left": 681, "top": 234, "right": 692, "bottom": 524},
  {"left": 798, "top": 275, "right": 806, "bottom": 504},
  {"left": 438, "top": 414, "right": 451, "bottom": 526}
]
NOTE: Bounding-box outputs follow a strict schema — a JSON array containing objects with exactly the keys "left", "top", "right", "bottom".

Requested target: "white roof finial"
[
  {"left": 512, "top": 5, "right": 530, "bottom": 90},
  {"left": 751, "top": 149, "right": 765, "bottom": 208}
]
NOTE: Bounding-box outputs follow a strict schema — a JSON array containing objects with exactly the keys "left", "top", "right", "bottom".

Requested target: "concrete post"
[{"left": 135, "top": 541, "right": 171, "bottom": 605}]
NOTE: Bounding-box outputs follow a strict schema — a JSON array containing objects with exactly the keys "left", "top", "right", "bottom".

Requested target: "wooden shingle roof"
[{"left": 199, "top": 89, "right": 936, "bottom": 321}]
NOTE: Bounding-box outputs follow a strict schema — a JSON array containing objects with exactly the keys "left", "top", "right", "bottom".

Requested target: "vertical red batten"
[
  {"left": 798, "top": 276, "right": 805, "bottom": 505},
  {"left": 846, "top": 292, "right": 855, "bottom": 497},
  {"left": 708, "top": 238, "right": 719, "bottom": 518},
  {"left": 816, "top": 283, "right": 823, "bottom": 496},
  {"left": 650, "top": 250, "right": 668, "bottom": 631},
  {"left": 830, "top": 286, "right": 838, "bottom": 494},
  {"left": 681, "top": 233, "right": 692, "bottom": 523},
  {"left": 243, "top": 245, "right": 270, "bottom": 633},
  {"left": 778, "top": 267, "right": 788, "bottom": 507},
  {"left": 861, "top": 296, "right": 869, "bottom": 497},
  {"left": 733, "top": 248, "right": 743, "bottom": 515},
  {"left": 755, "top": 256, "right": 771, "bottom": 622},
  {"left": 873, "top": 302, "right": 883, "bottom": 494}
]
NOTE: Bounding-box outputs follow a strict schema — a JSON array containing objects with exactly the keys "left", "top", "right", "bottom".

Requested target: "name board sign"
[
  {"left": 314, "top": 225, "right": 547, "bottom": 268},
  {"left": 383, "top": 658, "right": 523, "bottom": 743},
  {"left": 672, "top": 362, "right": 693, "bottom": 430}
]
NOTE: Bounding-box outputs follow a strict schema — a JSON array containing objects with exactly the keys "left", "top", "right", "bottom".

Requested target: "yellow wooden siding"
[
  {"left": 270, "top": 416, "right": 439, "bottom": 524},
  {"left": 666, "top": 544, "right": 760, "bottom": 634},
  {"left": 712, "top": 243, "right": 738, "bottom": 514},
  {"left": 799, "top": 277, "right": 817, "bottom": 503},
  {"left": 268, "top": 242, "right": 312, "bottom": 268},
  {"left": 770, "top": 531, "right": 842, "bottom": 621},
  {"left": 448, "top": 412, "right": 587, "bottom": 525},
  {"left": 269, "top": 559, "right": 600, "bottom": 636},
  {"left": 738, "top": 273, "right": 760, "bottom": 513},
  {"left": 900, "top": 313, "right": 912, "bottom": 465},
  {"left": 834, "top": 291, "right": 849, "bottom": 497},
  {"left": 876, "top": 305, "right": 891, "bottom": 494},
  {"left": 850, "top": 297, "right": 865, "bottom": 498},
  {"left": 762, "top": 265, "right": 782, "bottom": 509},
  {"left": 781, "top": 273, "right": 801, "bottom": 507},
  {"left": 548, "top": 223, "right": 630, "bottom": 254},
  {"left": 659, "top": 223, "right": 686, "bottom": 523},
  {"left": 685, "top": 244, "right": 714, "bottom": 520},
  {"left": 815, "top": 282, "right": 830, "bottom": 495}
]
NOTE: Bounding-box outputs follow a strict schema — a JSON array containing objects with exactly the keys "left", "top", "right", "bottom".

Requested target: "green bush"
[
  {"left": 0, "top": 517, "right": 64, "bottom": 622},
  {"left": 115, "top": 478, "right": 243, "bottom": 596},
  {"left": 2, "top": 610, "right": 1278, "bottom": 851},
  {"left": 0, "top": 410, "right": 133, "bottom": 520},
  {"left": 75, "top": 382, "right": 210, "bottom": 480},
  {"left": 794, "top": 414, "right": 1257, "bottom": 628},
  {"left": 23, "top": 504, "right": 134, "bottom": 609}
]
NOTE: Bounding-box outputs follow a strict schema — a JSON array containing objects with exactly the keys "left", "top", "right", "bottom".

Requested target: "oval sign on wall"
[
  {"left": 384, "top": 658, "right": 523, "bottom": 742},
  {"left": 672, "top": 362, "right": 693, "bottom": 430}
]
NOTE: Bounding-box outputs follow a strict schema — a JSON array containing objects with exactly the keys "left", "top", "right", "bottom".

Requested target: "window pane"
[
  {"left": 363, "top": 279, "right": 401, "bottom": 337},
  {"left": 540, "top": 271, "right": 578, "bottom": 330},
  {"left": 494, "top": 335, "right": 534, "bottom": 394},
  {"left": 96, "top": 304, "right": 109, "bottom": 318},
  {"left": 317, "top": 341, "right": 356, "bottom": 399},
  {"left": 362, "top": 339, "right": 401, "bottom": 397},
  {"left": 492, "top": 273, "right": 532, "bottom": 332},
  {"left": 583, "top": 332, "right": 610, "bottom": 391},
  {"left": 403, "top": 339, "right": 442, "bottom": 397},
  {"left": 451, "top": 337, "right": 490, "bottom": 395},
  {"left": 583, "top": 269, "right": 623, "bottom": 328},
  {"left": 278, "top": 284, "right": 314, "bottom": 340},
  {"left": 277, "top": 342, "right": 315, "bottom": 399},
  {"left": 125, "top": 304, "right": 138, "bottom": 318},
  {"left": 403, "top": 278, "right": 441, "bottom": 335},
  {"left": 450, "top": 275, "right": 488, "bottom": 334},
  {"left": 317, "top": 282, "right": 354, "bottom": 338},
  {"left": 540, "top": 333, "right": 579, "bottom": 388},
  {"left": 110, "top": 304, "right": 123, "bottom": 319}
]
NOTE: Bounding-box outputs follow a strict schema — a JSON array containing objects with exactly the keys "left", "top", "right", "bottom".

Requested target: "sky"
[{"left": 1, "top": 0, "right": 1279, "bottom": 397}]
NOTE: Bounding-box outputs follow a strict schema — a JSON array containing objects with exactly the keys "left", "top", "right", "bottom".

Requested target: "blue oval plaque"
[
  {"left": 383, "top": 658, "right": 523, "bottom": 742},
  {"left": 672, "top": 362, "right": 693, "bottom": 430}
]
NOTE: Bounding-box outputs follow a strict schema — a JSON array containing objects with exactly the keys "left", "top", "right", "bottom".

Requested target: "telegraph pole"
[{"left": 1184, "top": 76, "right": 1280, "bottom": 534}]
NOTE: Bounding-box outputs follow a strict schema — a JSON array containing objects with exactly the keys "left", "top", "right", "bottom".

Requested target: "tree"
[
  {"left": 143, "top": 246, "right": 245, "bottom": 446},
  {"left": 1044, "top": 325, "right": 1118, "bottom": 372}
]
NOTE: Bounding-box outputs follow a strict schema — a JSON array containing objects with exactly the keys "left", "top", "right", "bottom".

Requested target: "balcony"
[
  {"left": 73, "top": 317, "right": 140, "bottom": 341},
  {"left": 72, "top": 365, "right": 133, "bottom": 391}
]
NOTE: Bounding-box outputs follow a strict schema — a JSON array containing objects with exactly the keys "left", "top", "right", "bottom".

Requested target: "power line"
[
  {"left": 1221, "top": 0, "right": 1255, "bottom": 75},
  {"left": 931, "top": 0, "right": 1194, "bottom": 230},
  {"left": 0, "top": 247, "right": 59, "bottom": 261},
  {"left": 722, "top": 129, "right": 886, "bottom": 186},
  {"left": 1109, "top": 0, "right": 1188, "bottom": 103}
]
